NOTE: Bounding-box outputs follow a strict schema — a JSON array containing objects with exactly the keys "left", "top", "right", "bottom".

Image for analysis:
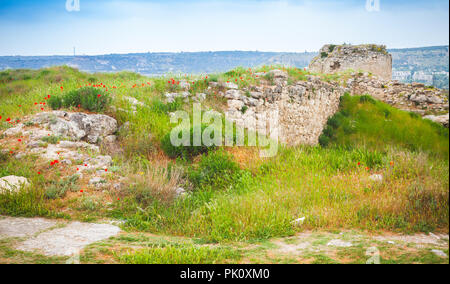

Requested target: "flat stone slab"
[
  {"left": 0, "top": 217, "right": 59, "bottom": 238},
  {"left": 327, "top": 239, "right": 353, "bottom": 247},
  {"left": 17, "top": 221, "right": 121, "bottom": 256}
]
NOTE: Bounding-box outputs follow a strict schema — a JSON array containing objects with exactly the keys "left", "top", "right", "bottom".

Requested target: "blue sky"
[{"left": 0, "top": 0, "right": 448, "bottom": 55}]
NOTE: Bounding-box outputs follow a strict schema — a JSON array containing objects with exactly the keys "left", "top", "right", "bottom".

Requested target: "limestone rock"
[
  {"left": 309, "top": 44, "right": 393, "bottom": 80},
  {"left": 0, "top": 176, "right": 30, "bottom": 193},
  {"left": 424, "top": 114, "right": 449, "bottom": 128},
  {"left": 220, "top": 81, "right": 239, "bottom": 89},
  {"left": 327, "top": 239, "right": 353, "bottom": 247},
  {"left": 30, "top": 111, "right": 118, "bottom": 144},
  {"left": 228, "top": 100, "right": 245, "bottom": 110},
  {"left": 369, "top": 174, "right": 383, "bottom": 183}
]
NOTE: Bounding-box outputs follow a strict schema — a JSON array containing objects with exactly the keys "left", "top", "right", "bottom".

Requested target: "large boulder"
[
  {"left": 69, "top": 113, "right": 118, "bottom": 143},
  {"left": 0, "top": 176, "right": 30, "bottom": 193},
  {"left": 424, "top": 114, "right": 449, "bottom": 128},
  {"left": 32, "top": 111, "right": 118, "bottom": 144}
]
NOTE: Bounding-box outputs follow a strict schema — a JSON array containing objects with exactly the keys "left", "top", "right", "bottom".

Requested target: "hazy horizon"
[{"left": 0, "top": 44, "right": 448, "bottom": 58}]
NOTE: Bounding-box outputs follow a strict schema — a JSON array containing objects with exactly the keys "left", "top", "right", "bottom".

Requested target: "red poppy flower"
[{"left": 6, "top": 118, "right": 11, "bottom": 122}]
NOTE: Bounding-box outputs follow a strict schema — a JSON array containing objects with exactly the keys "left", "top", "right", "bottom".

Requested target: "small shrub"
[
  {"left": 45, "top": 175, "right": 79, "bottom": 200},
  {"left": 0, "top": 186, "right": 50, "bottom": 217},
  {"left": 77, "top": 196, "right": 100, "bottom": 211},
  {"left": 264, "top": 73, "right": 274, "bottom": 85},
  {"left": 65, "top": 87, "right": 111, "bottom": 112},
  {"left": 359, "top": 95, "right": 376, "bottom": 104},
  {"left": 50, "top": 87, "right": 111, "bottom": 112},
  {"left": 321, "top": 52, "right": 329, "bottom": 58},
  {"left": 161, "top": 124, "right": 216, "bottom": 159},
  {"left": 124, "top": 166, "right": 184, "bottom": 205},
  {"left": 328, "top": 45, "right": 337, "bottom": 53},
  {"left": 319, "top": 135, "right": 330, "bottom": 147},
  {"left": 48, "top": 95, "right": 63, "bottom": 110},
  {"left": 322, "top": 125, "right": 334, "bottom": 138},
  {"left": 0, "top": 151, "right": 8, "bottom": 162},
  {"left": 189, "top": 150, "right": 241, "bottom": 190},
  {"left": 41, "top": 135, "right": 60, "bottom": 145},
  {"left": 240, "top": 106, "right": 248, "bottom": 114},
  {"left": 327, "top": 116, "right": 341, "bottom": 129}
]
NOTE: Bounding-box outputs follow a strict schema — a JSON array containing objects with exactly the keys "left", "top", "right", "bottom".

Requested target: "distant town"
[{"left": 0, "top": 46, "right": 448, "bottom": 89}]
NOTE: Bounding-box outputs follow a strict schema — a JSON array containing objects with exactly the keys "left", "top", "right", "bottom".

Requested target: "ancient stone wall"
[
  {"left": 342, "top": 73, "right": 449, "bottom": 116},
  {"left": 309, "top": 44, "right": 393, "bottom": 81},
  {"left": 224, "top": 71, "right": 345, "bottom": 146}
]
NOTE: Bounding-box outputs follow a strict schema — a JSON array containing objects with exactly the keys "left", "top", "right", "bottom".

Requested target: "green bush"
[
  {"left": 41, "top": 135, "right": 60, "bottom": 144},
  {"left": 189, "top": 150, "right": 241, "bottom": 190},
  {"left": 161, "top": 124, "right": 216, "bottom": 159},
  {"left": 328, "top": 45, "right": 337, "bottom": 53},
  {"left": 321, "top": 52, "right": 329, "bottom": 58},
  {"left": 45, "top": 175, "right": 79, "bottom": 200},
  {"left": 48, "top": 95, "right": 62, "bottom": 110},
  {"left": 49, "top": 87, "right": 111, "bottom": 112},
  {"left": 319, "top": 135, "right": 330, "bottom": 147},
  {"left": 359, "top": 95, "right": 376, "bottom": 104},
  {"left": 0, "top": 186, "right": 50, "bottom": 217}
]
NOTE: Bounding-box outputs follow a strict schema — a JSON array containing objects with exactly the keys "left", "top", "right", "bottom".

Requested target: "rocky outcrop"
[
  {"left": 30, "top": 111, "right": 118, "bottom": 144},
  {"left": 0, "top": 111, "right": 121, "bottom": 192},
  {"left": 309, "top": 44, "right": 393, "bottom": 81}
]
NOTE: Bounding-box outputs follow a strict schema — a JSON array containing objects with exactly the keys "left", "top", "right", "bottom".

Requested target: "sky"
[{"left": 0, "top": 0, "right": 448, "bottom": 56}]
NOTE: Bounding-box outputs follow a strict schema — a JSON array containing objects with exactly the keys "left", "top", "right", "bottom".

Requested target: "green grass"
[
  {"left": 117, "top": 245, "right": 241, "bottom": 264},
  {"left": 319, "top": 94, "right": 449, "bottom": 159},
  {"left": 1, "top": 66, "right": 448, "bottom": 246}
]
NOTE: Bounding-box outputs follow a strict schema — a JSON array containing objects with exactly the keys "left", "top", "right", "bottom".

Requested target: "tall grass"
[
  {"left": 319, "top": 94, "right": 449, "bottom": 159},
  {"left": 1, "top": 66, "right": 448, "bottom": 243},
  {"left": 118, "top": 245, "right": 241, "bottom": 264}
]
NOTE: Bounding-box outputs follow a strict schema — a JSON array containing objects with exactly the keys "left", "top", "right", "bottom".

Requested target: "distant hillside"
[
  {"left": 389, "top": 46, "right": 449, "bottom": 89},
  {"left": 0, "top": 46, "right": 448, "bottom": 88}
]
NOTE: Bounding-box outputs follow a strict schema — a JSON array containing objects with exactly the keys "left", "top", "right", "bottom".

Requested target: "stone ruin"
[
  {"left": 309, "top": 44, "right": 393, "bottom": 81},
  {"left": 224, "top": 70, "right": 344, "bottom": 146},
  {"left": 218, "top": 45, "right": 448, "bottom": 146}
]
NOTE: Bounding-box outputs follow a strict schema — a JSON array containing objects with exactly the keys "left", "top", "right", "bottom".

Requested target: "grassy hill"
[{"left": 0, "top": 66, "right": 448, "bottom": 249}]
